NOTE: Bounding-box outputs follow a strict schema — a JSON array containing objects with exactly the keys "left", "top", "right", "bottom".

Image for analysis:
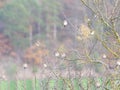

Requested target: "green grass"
[
  {"left": 35, "top": 80, "right": 41, "bottom": 90},
  {"left": 17, "top": 80, "right": 24, "bottom": 90},
  {"left": 26, "top": 79, "right": 33, "bottom": 90},
  {"left": 0, "top": 81, "right": 8, "bottom": 90},
  {"left": 9, "top": 80, "right": 17, "bottom": 90},
  {"left": 41, "top": 79, "right": 49, "bottom": 90},
  {"left": 0, "top": 78, "right": 107, "bottom": 90},
  {"left": 73, "top": 78, "right": 80, "bottom": 90},
  {"left": 57, "top": 79, "right": 64, "bottom": 90},
  {"left": 80, "top": 78, "right": 88, "bottom": 90},
  {"left": 48, "top": 80, "right": 56, "bottom": 90}
]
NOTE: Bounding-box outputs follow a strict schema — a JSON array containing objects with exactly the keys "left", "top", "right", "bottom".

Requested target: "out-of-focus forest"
[
  {"left": 0, "top": 0, "right": 83, "bottom": 61},
  {"left": 0, "top": 0, "right": 120, "bottom": 80}
]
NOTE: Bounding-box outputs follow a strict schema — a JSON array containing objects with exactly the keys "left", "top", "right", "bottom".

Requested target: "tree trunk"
[
  {"left": 29, "top": 24, "right": 32, "bottom": 47},
  {"left": 37, "top": 23, "right": 41, "bottom": 36},
  {"left": 53, "top": 24, "right": 57, "bottom": 41}
]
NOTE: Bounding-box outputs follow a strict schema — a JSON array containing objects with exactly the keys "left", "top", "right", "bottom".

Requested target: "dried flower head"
[
  {"left": 87, "top": 18, "right": 90, "bottom": 22},
  {"left": 35, "top": 43, "right": 40, "bottom": 47},
  {"left": 76, "top": 36, "right": 82, "bottom": 40},
  {"left": 35, "top": 41, "right": 40, "bottom": 47},
  {"left": 43, "top": 64, "right": 47, "bottom": 68},
  {"left": 61, "top": 53, "right": 66, "bottom": 58},
  {"left": 96, "top": 82, "right": 101, "bottom": 88},
  {"left": 55, "top": 52, "right": 60, "bottom": 57},
  {"left": 94, "top": 15, "right": 97, "bottom": 18},
  {"left": 102, "top": 54, "right": 107, "bottom": 59}
]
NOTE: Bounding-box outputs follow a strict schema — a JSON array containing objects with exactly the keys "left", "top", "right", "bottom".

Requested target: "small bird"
[
  {"left": 63, "top": 20, "right": 68, "bottom": 27},
  {"left": 102, "top": 54, "right": 107, "bottom": 59},
  {"left": 23, "top": 63, "right": 28, "bottom": 69},
  {"left": 91, "top": 31, "right": 95, "bottom": 35},
  {"left": 43, "top": 64, "right": 47, "bottom": 68},
  {"left": 55, "top": 52, "right": 60, "bottom": 57}
]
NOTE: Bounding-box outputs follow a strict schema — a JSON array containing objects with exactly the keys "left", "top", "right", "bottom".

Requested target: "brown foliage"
[
  {"left": 0, "top": 0, "right": 7, "bottom": 8},
  {"left": 10, "top": 51, "right": 17, "bottom": 58},
  {"left": 24, "top": 42, "right": 48, "bottom": 64},
  {"left": 0, "top": 34, "right": 13, "bottom": 56}
]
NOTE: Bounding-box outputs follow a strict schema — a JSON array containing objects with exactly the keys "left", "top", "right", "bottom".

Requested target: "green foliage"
[
  {"left": 0, "top": 81, "right": 8, "bottom": 90},
  {"left": 35, "top": 80, "right": 41, "bottom": 90},
  {"left": 48, "top": 80, "right": 56, "bottom": 90},
  {"left": 41, "top": 0, "right": 63, "bottom": 34},
  {"left": 1, "top": 77, "right": 120, "bottom": 90},
  {"left": 0, "top": 0, "right": 62, "bottom": 50},
  {"left": 103, "top": 75, "right": 120, "bottom": 90},
  {"left": 80, "top": 78, "right": 88, "bottom": 89},
  {"left": 9, "top": 80, "right": 17, "bottom": 90},
  {"left": 26, "top": 79, "right": 33, "bottom": 90},
  {"left": 57, "top": 79, "right": 64, "bottom": 90},
  {"left": 73, "top": 79, "right": 80, "bottom": 90},
  {"left": 0, "top": 0, "right": 41, "bottom": 50},
  {"left": 41, "top": 79, "right": 49, "bottom": 90},
  {"left": 17, "top": 80, "right": 24, "bottom": 90}
]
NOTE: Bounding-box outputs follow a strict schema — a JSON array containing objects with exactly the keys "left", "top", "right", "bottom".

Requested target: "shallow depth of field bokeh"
[{"left": 0, "top": 0, "right": 120, "bottom": 90}]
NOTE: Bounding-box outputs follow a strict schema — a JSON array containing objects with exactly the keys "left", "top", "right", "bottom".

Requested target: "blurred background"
[{"left": 0, "top": 0, "right": 120, "bottom": 81}]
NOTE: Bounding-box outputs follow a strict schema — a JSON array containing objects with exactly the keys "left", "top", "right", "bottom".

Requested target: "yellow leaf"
[{"left": 80, "top": 24, "right": 91, "bottom": 39}]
